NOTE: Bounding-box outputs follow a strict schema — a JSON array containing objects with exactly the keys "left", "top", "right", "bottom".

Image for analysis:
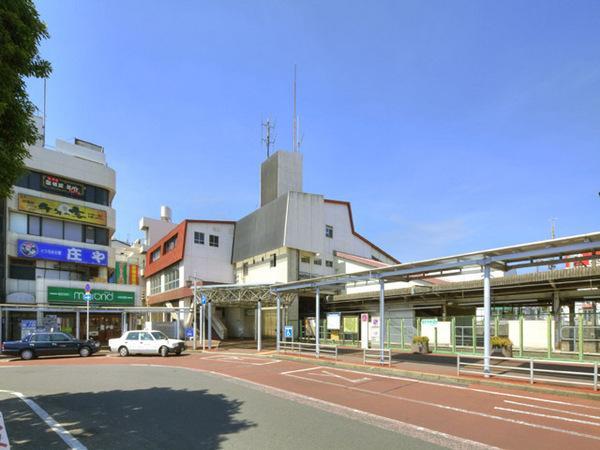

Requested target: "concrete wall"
[
  {"left": 260, "top": 151, "right": 303, "bottom": 207},
  {"left": 182, "top": 222, "right": 235, "bottom": 284}
]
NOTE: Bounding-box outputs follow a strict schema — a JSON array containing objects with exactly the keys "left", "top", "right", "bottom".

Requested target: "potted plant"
[
  {"left": 491, "top": 336, "right": 513, "bottom": 357},
  {"left": 411, "top": 336, "right": 430, "bottom": 354}
]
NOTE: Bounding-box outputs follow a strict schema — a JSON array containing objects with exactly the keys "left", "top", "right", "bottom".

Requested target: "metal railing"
[
  {"left": 363, "top": 348, "right": 391, "bottom": 366},
  {"left": 457, "top": 355, "right": 599, "bottom": 391},
  {"left": 279, "top": 341, "right": 338, "bottom": 359}
]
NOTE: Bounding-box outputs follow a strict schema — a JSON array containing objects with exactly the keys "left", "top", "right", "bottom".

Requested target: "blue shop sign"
[{"left": 17, "top": 239, "right": 108, "bottom": 266}]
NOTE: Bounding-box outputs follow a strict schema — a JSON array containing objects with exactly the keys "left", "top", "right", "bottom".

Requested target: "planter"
[
  {"left": 411, "top": 342, "right": 430, "bottom": 354},
  {"left": 491, "top": 345, "right": 513, "bottom": 358}
]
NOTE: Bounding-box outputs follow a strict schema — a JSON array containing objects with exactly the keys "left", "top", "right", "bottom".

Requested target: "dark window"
[
  {"left": 95, "top": 187, "right": 109, "bottom": 206},
  {"left": 94, "top": 227, "right": 109, "bottom": 245},
  {"left": 50, "top": 333, "right": 72, "bottom": 342},
  {"left": 243, "top": 262, "right": 248, "bottom": 276},
  {"left": 151, "top": 248, "right": 160, "bottom": 262},
  {"left": 15, "top": 172, "right": 29, "bottom": 188},
  {"left": 85, "top": 226, "right": 95, "bottom": 244},
  {"left": 164, "top": 236, "right": 177, "bottom": 253},
  {"left": 31, "top": 334, "right": 51, "bottom": 342},
  {"left": 194, "top": 232, "right": 205, "bottom": 244},
  {"left": 300, "top": 256, "right": 310, "bottom": 264},
  {"left": 209, "top": 235, "right": 219, "bottom": 247},
  {"left": 42, "top": 218, "right": 63, "bottom": 239},
  {"left": 28, "top": 171, "right": 41, "bottom": 190},
  {"left": 314, "top": 258, "right": 322, "bottom": 266},
  {"left": 270, "top": 253, "right": 277, "bottom": 268},
  {"left": 326, "top": 260, "right": 333, "bottom": 268},
  {"left": 84, "top": 185, "right": 96, "bottom": 203},
  {"left": 325, "top": 225, "right": 333, "bottom": 238},
  {"left": 126, "top": 331, "right": 140, "bottom": 340},
  {"left": 9, "top": 259, "right": 35, "bottom": 280},
  {"left": 28, "top": 215, "right": 41, "bottom": 236}
]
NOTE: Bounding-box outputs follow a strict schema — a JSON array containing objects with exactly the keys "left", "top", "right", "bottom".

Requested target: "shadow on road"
[{"left": 0, "top": 387, "right": 255, "bottom": 449}]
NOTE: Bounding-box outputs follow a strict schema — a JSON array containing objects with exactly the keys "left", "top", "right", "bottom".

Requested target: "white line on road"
[
  {"left": 495, "top": 407, "right": 600, "bottom": 427},
  {"left": 503, "top": 400, "right": 600, "bottom": 421},
  {"left": 0, "top": 390, "right": 86, "bottom": 450},
  {"left": 0, "top": 412, "right": 10, "bottom": 449},
  {"left": 280, "top": 366, "right": 323, "bottom": 375},
  {"left": 285, "top": 372, "right": 600, "bottom": 442},
  {"left": 314, "top": 370, "right": 371, "bottom": 383}
]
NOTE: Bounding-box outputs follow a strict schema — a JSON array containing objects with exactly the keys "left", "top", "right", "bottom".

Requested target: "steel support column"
[
  {"left": 0, "top": 306, "right": 3, "bottom": 344},
  {"left": 276, "top": 294, "right": 281, "bottom": 352},
  {"left": 207, "top": 301, "right": 212, "bottom": 349},
  {"left": 257, "top": 300, "right": 262, "bottom": 352},
  {"left": 483, "top": 264, "right": 491, "bottom": 375},
  {"left": 316, "top": 287, "right": 320, "bottom": 357},
  {"left": 379, "top": 278, "right": 385, "bottom": 363}
]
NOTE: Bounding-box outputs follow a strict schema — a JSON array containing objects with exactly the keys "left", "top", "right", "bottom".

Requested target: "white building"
[{"left": 1, "top": 119, "right": 141, "bottom": 342}]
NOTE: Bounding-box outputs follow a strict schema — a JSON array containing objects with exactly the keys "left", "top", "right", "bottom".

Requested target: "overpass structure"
[{"left": 270, "top": 232, "right": 600, "bottom": 374}]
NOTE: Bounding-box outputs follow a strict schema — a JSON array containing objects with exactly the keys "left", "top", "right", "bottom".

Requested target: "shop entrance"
[{"left": 88, "top": 313, "right": 122, "bottom": 343}]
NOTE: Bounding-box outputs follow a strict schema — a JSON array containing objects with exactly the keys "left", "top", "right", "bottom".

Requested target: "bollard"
[
  {"left": 387, "top": 318, "right": 391, "bottom": 348},
  {"left": 546, "top": 315, "right": 552, "bottom": 359},
  {"left": 400, "top": 320, "right": 405, "bottom": 350},
  {"left": 417, "top": 317, "right": 422, "bottom": 337},
  {"left": 451, "top": 317, "right": 456, "bottom": 354},
  {"left": 434, "top": 327, "right": 438, "bottom": 352}
]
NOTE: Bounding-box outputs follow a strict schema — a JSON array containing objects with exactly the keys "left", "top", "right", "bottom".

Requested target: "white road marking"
[
  {"left": 135, "top": 364, "right": 496, "bottom": 449},
  {"left": 283, "top": 365, "right": 600, "bottom": 411},
  {"left": 503, "top": 400, "right": 600, "bottom": 421},
  {"left": 202, "top": 355, "right": 280, "bottom": 366},
  {"left": 0, "top": 412, "right": 10, "bottom": 449},
  {"left": 285, "top": 372, "right": 600, "bottom": 441},
  {"left": 314, "top": 370, "right": 371, "bottom": 384},
  {"left": 495, "top": 407, "right": 600, "bottom": 427},
  {"left": 0, "top": 390, "right": 86, "bottom": 449}
]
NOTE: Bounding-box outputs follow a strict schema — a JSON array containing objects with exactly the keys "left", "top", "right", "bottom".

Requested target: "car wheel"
[
  {"left": 175, "top": 349, "right": 182, "bottom": 356},
  {"left": 159, "top": 346, "right": 169, "bottom": 357},
  {"left": 21, "top": 349, "right": 34, "bottom": 361},
  {"left": 119, "top": 346, "right": 129, "bottom": 357},
  {"left": 79, "top": 347, "right": 91, "bottom": 357}
]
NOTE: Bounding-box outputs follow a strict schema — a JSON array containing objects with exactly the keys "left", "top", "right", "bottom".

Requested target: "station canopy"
[{"left": 194, "top": 283, "right": 296, "bottom": 307}]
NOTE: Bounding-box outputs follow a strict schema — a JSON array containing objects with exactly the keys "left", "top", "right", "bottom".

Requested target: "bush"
[
  {"left": 491, "top": 336, "right": 512, "bottom": 348},
  {"left": 412, "top": 336, "right": 429, "bottom": 345}
]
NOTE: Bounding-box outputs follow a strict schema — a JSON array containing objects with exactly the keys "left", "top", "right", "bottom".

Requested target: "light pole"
[{"left": 84, "top": 283, "right": 92, "bottom": 341}]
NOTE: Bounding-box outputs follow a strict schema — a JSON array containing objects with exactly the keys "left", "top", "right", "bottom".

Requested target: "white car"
[{"left": 109, "top": 330, "right": 185, "bottom": 357}]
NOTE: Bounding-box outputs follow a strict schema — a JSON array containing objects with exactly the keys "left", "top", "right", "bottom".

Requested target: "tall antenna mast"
[
  {"left": 292, "top": 64, "right": 297, "bottom": 152},
  {"left": 43, "top": 78, "right": 47, "bottom": 147},
  {"left": 261, "top": 118, "right": 276, "bottom": 158}
]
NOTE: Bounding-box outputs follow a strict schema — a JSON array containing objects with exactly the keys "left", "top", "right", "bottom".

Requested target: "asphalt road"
[{"left": 0, "top": 364, "right": 441, "bottom": 450}]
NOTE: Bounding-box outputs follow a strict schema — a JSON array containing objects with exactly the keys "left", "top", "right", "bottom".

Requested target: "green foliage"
[
  {"left": 412, "top": 336, "right": 429, "bottom": 345},
  {"left": 0, "top": 0, "right": 51, "bottom": 198},
  {"left": 491, "top": 336, "right": 512, "bottom": 348}
]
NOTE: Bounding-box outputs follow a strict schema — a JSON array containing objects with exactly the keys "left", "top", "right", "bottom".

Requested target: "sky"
[{"left": 28, "top": 0, "right": 600, "bottom": 262}]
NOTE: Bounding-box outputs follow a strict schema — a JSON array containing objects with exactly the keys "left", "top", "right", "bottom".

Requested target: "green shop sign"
[{"left": 47, "top": 287, "right": 135, "bottom": 306}]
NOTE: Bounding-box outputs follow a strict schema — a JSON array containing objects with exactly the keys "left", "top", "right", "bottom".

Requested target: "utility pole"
[
  {"left": 261, "top": 119, "right": 275, "bottom": 158},
  {"left": 549, "top": 218, "right": 557, "bottom": 271}
]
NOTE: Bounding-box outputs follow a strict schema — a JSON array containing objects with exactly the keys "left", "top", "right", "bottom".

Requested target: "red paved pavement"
[{"left": 2, "top": 352, "right": 600, "bottom": 449}]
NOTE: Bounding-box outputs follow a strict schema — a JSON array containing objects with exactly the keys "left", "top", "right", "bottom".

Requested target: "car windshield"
[{"left": 151, "top": 332, "right": 168, "bottom": 340}]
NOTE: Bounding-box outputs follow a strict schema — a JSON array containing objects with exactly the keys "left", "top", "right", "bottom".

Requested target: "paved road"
[
  {"left": 1, "top": 353, "right": 600, "bottom": 449},
  {"left": 0, "top": 363, "right": 441, "bottom": 449}
]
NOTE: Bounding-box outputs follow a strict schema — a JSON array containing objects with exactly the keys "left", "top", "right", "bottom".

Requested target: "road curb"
[{"left": 267, "top": 353, "right": 600, "bottom": 401}]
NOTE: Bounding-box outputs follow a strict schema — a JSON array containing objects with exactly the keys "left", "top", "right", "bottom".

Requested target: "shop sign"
[
  {"left": 18, "top": 193, "right": 107, "bottom": 226},
  {"left": 42, "top": 174, "right": 85, "bottom": 198},
  {"left": 326, "top": 312, "right": 341, "bottom": 330},
  {"left": 18, "top": 239, "right": 108, "bottom": 266},
  {"left": 343, "top": 316, "right": 358, "bottom": 334},
  {"left": 421, "top": 318, "right": 438, "bottom": 327},
  {"left": 48, "top": 287, "right": 135, "bottom": 306}
]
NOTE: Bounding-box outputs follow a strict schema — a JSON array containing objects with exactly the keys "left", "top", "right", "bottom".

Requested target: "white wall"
[{"left": 182, "top": 222, "right": 235, "bottom": 284}]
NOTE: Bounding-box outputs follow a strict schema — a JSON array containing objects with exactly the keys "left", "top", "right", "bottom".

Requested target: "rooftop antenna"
[
  {"left": 549, "top": 218, "right": 557, "bottom": 271},
  {"left": 261, "top": 118, "right": 276, "bottom": 158},
  {"left": 42, "top": 78, "right": 47, "bottom": 147},
  {"left": 292, "top": 64, "right": 298, "bottom": 152}
]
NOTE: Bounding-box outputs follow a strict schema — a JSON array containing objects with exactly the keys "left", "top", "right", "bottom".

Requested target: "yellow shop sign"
[{"left": 18, "top": 193, "right": 107, "bottom": 226}]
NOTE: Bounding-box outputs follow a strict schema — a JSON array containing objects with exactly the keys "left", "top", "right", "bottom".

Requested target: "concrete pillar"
[
  {"left": 379, "top": 279, "right": 385, "bottom": 362},
  {"left": 121, "top": 312, "right": 127, "bottom": 334},
  {"left": 257, "top": 300, "right": 262, "bottom": 352},
  {"left": 76, "top": 311, "right": 80, "bottom": 339},
  {"left": 316, "top": 287, "right": 320, "bottom": 357},
  {"left": 483, "top": 265, "right": 491, "bottom": 375},
  {"left": 276, "top": 294, "right": 281, "bottom": 351},
  {"left": 0, "top": 306, "right": 3, "bottom": 344}
]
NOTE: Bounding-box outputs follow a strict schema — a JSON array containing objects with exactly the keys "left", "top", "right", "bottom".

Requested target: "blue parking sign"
[{"left": 284, "top": 326, "right": 293, "bottom": 338}]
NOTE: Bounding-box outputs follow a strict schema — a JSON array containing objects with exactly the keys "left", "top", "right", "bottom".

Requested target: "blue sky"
[{"left": 28, "top": 1, "right": 600, "bottom": 262}]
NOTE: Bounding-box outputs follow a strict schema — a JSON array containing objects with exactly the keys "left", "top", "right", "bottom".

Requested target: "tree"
[{"left": 0, "top": 0, "right": 51, "bottom": 198}]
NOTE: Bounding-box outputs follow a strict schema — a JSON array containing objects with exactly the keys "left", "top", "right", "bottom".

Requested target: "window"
[
  {"left": 164, "top": 235, "right": 177, "bottom": 253},
  {"left": 31, "top": 334, "right": 51, "bottom": 342},
  {"left": 94, "top": 227, "right": 109, "bottom": 246},
  {"left": 300, "top": 256, "right": 310, "bottom": 264},
  {"left": 151, "top": 248, "right": 160, "bottom": 262},
  {"left": 325, "top": 225, "right": 334, "bottom": 238},
  {"left": 51, "top": 333, "right": 72, "bottom": 342},
  {"left": 64, "top": 222, "right": 82, "bottom": 242},
  {"left": 314, "top": 258, "right": 322, "bottom": 266},
  {"left": 140, "top": 332, "right": 154, "bottom": 341},
  {"left": 151, "top": 331, "right": 168, "bottom": 340},
  {"left": 209, "top": 235, "right": 219, "bottom": 247},
  {"left": 9, "top": 259, "right": 35, "bottom": 280},
  {"left": 16, "top": 170, "right": 109, "bottom": 205},
  {"left": 149, "top": 276, "right": 161, "bottom": 295},
  {"left": 242, "top": 262, "right": 248, "bottom": 276},
  {"left": 194, "top": 232, "right": 205, "bottom": 244},
  {"left": 164, "top": 266, "right": 180, "bottom": 291},
  {"left": 9, "top": 212, "right": 27, "bottom": 234},
  {"left": 28, "top": 215, "right": 41, "bottom": 235},
  {"left": 42, "top": 218, "right": 63, "bottom": 239},
  {"left": 126, "top": 331, "right": 140, "bottom": 340},
  {"left": 326, "top": 260, "right": 333, "bottom": 268},
  {"left": 270, "top": 253, "right": 277, "bottom": 268}
]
